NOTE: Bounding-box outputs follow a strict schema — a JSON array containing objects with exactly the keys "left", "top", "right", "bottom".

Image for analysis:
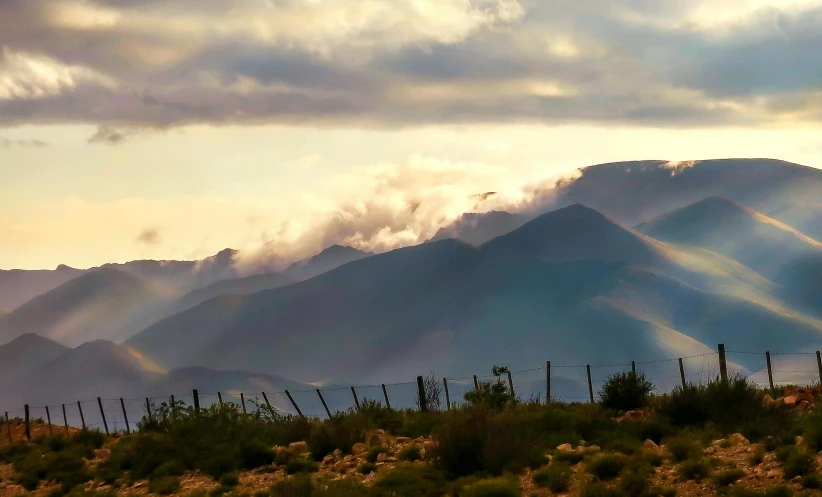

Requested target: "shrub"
[
  {"left": 366, "top": 446, "right": 389, "bottom": 463},
  {"left": 313, "top": 479, "right": 373, "bottom": 497},
  {"left": 678, "top": 458, "right": 712, "bottom": 482},
  {"left": 775, "top": 446, "right": 794, "bottom": 463},
  {"left": 802, "top": 474, "right": 822, "bottom": 489},
  {"left": 219, "top": 473, "right": 240, "bottom": 488},
  {"left": 358, "top": 462, "right": 377, "bottom": 474},
  {"left": 148, "top": 476, "right": 181, "bottom": 495},
  {"left": 270, "top": 474, "right": 313, "bottom": 497},
  {"left": 618, "top": 463, "right": 654, "bottom": 497},
  {"left": 783, "top": 450, "right": 816, "bottom": 479},
  {"left": 306, "top": 418, "right": 365, "bottom": 460},
  {"left": 371, "top": 463, "right": 447, "bottom": 496},
  {"left": 666, "top": 437, "right": 701, "bottom": 462},
  {"left": 416, "top": 372, "right": 443, "bottom": 411},
  {"left": 397, "top": 444, "right": 422, "bottom": 462},
  {"left": 554, "top": 450, "right": 587, "bottom": 465},
  {"left": 748, "top": 449, "right": 765, "bottom": 466},
  {"left": 713, "top": 468, "right": 745, "bottom": 487},
  {"left": 726, "top": 486, "right": 793, "bottom": 497},
  {"left": 151, "top": 459, "right": 186, "bottom": 479},
  {"left": 587, "top": 453, "right": 625, "bottom": 481},
  {"left": 460, "top": 476, "right": 521, "bottom": 497},
  {"left": 599, "top": 372, "right": 655, "bottom": 411},
  {"left": 239, "top": 439, "right": 276, "bottom": 469},
  {"left": 463, "top": 367, "right": 515, "bottom": 410},
  {"left": 533, "top": 462, "right": 572, "bottom": 492},
  {"left": 580, "top": 481, "right": 624, "bottom": 497},
  {"left": 285, "top": 458, "right": 319, "bottom": 475}
]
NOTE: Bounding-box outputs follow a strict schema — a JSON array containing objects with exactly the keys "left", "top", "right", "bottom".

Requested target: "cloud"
[
  {"left": 136, "top": 228, "right": 160, "bottom": 245},
  {"left": 0, "top": 0, "right": 820, "bottom": 128},
  {"left": 0, "top": 136, "right": 49, "bottom": 147},
  {"left": 87, "top": 125, "right": 129, "bottom": 144}
]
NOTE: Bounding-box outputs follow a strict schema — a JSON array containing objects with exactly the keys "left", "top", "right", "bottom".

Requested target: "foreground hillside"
[{"left": 3, "top": 374, "right": 822, "bottom": 497}]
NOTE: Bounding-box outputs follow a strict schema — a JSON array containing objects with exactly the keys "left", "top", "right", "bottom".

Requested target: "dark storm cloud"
[{"left": 0, "top": 0, "right": 820, "bottom": 128}]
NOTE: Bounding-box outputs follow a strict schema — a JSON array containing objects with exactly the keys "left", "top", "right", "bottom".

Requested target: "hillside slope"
[
  {"left": 769, "top": 203, "right": 822, "bottom": 242},
  {"left": 284, "top": 245, "right": 373, "bottom": 281},
  {"left": 0, "top": 334, "right": 70, "bottom": 388},
  {"left": 0, "top": 265, "right": 84, "bottom": 313},
  {"left": 429, "top": 211, "right": 529, "bottom": 245}
]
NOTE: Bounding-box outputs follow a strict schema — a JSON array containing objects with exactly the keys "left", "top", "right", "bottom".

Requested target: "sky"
[{"left": 1, "top": 0, "right": 821, "bottom": 270}]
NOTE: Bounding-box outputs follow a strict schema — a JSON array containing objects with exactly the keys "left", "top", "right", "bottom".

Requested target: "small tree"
[
  {"left": 599, "top": 371, "right": 655, "bottom": 411},
  {"left": 464, "top": 365, "right": 514, "bottom": 410},
  {"left": 416, "top": 372, "right": 443, "bottom": 411}
]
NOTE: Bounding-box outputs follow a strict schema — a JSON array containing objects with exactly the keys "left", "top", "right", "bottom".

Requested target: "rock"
[
  {"left": 395, "top": 436, "right": 411, "bottom": 444},
  {"left": 377, "top": 453, "right": 388, "bottom": 462},
  {"left": 796, "top": 392, "right": 815, "bottom": 405},
  {"left": 556, "top": 443, "right": 574, "bottom": 452},
  {"left": 344, "top": 455, "right": 356, "bottom": 463},
  {"left": 386, "top": 456, "right": 397, "bottom": 462},
  {"left": 419, "top": 448, "right": 427, "bottom": 459},
  {"left": 729, "top": 433, "right": 749, "bottom": 445},
  {"left": 415, "top": 436, "right": 425, "bottom": 443},
  {"left": 588, "top": 445, "right": 601, "bottom": 453},
  {"left": 423, "top": 441, "right": 436, "bottom": 451},
  {"left": 334, "top": 461, "right": 349, "bottom": 472},
  {"left": 643, "top": 440, "right": 659, "bottom": 450},
  {"left": 798, "top": 400, "right": 811, "bottom": 410},
  {"left": 289, "top": 441, "right": 309, "bottom": 453},
  {"left": 763, "top": 395, "right": 776, "bottom": 407},
  {"left": 711, "top": 439, "right": 725, "bottom": 447},
  {"left": 578, "top": 440, "right": 588, "bottom": 447},
  {"left": 784, "top": 396, "right": 798, "bottom": 406},
  {"left": 705, "top": 447, "right": 716, "bottom": 455},
  {"left": 333, "top": 449, "right": 343, "bottom": 457},
  {"left": 375, "top": 462, "right": 385, "bottom": 467},
  {"left": 352, "top": 443, "right": 368, "bottom": 455},
  {"left": 375, "top": 429, "right": 385, "bottom": 435},
  {"left": 322, "top": 455, "right": 336, "bottom": 466},
  {"left": 94, "top": 449, "right": 112, "bottom": 460},
  {"left": 796, "top": 436, "right": 805, "bottom": 445}
]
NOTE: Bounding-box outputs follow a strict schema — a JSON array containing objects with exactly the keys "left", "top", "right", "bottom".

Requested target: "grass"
[
  {"left": 397, "top": 444, "right": 422, "bottom": 462},
  {"left": 587, "top": 453, "right": 625, "bottom": 481},
  {"left": 713, "top": 468, "right": 746, "bottom": 487},
  {"left": 357, "top": 462, "right": 377, "bottom": 474},
  {"left": 782, "top": 449, "right": 816, "bottom": 479},
  {"left": 365, "top": 446, "right": 389, "bottom": 463},
  {"left": 678, "top": 458, "right": 712, "bottom": 482},
  {"left": 147, "top": 476, "right": 181, "bottom": 495},
  {"left": 460, "top": 476, "right": 521, "bottom": 497},
  {"left": 533, "top": 462, "right": 572, "bottom": 492}
]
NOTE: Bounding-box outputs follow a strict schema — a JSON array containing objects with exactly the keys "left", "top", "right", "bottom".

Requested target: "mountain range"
[{"left": 1, "top": 158, "right": 821, "bottom": 413}]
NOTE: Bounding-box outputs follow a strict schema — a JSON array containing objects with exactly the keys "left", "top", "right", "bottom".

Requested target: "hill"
[
  {"left": 127, "top": 204, "right": 817, "bottom": 385},
  {"left": 171, "top": 271, "right": 296, "bottom": 314},
  {"left": 0, "top": 334, "right": 70, "bottom": 388},
  {"left": 636, "top": 197, "right": 822, "bottom": 279},
  {"left": 0, "top": 265, "right": 84, "bottom": 313},
  {"left": 0, "top": 268, "right": 173, "bottom": 346},
  {"left": 429, "top": 211, "right": 529, "bottom": 245},
  {"left": 769, "top": 202, "right": 822, "bottom": 242},
  {"left": 552, "top": 159, "right": 822, "bottom": 226},
  {"left": 284, "top": 245, "right": 373, "bottom": 281}
]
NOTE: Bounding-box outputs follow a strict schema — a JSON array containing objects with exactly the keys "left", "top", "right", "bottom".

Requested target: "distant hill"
[
  {"left": 0, "top": 265, "right": 84, "bottom": 313},
  {"left": 429, "top": 211, "right": 529, "bottom": 245},
  {"left": 0, "top": 334, "right": 70, "bottom": 388},
  {"left": 769, "top": 203, "right": 822, "bottom": 243},
  {"left": 173, "top": 271, "right": 297, "bottom": 314},
  {"left": 637, "top": 197, "right": 822, "bottom": 279},
  {"left": 284, "top": 245, "right": 373, "bottom": 281},
  {"left": 552, "top": 159, "right": 822, "bottom": 226},
  {"left": 0, "top": 268, "right": 173, "bottom": 346}
]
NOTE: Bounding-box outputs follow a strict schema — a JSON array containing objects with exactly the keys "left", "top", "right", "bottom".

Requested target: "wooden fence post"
[
  {"left": 24, "top": 405, "right": 30, "bottom": 440},
  {"left": 217, "top": 392, "right": 223, "bottom": 405},
  {"left": 443, "top": 378, "right": 451, "bottom": 410},
  {"left": 417, "top": 376, "right": 428, "bottom": 412},
  {"left": 240, "top": 393, "right": 247, "bottom": 414},
  {"left": 145, "top": 398, "right": 152, "bottom": 423},
  {"left": 62, "top": 404, "right": 68, "bottom": 434},
  {"left": 77, "top": 401, "right": 86, "bottom": 430},
  {"left": 350, "top": 387, "right": 361, "bottom": 411},
  {"left": 381, "top": 384, "right": 391, "bottom": 410},
  {"left": 261, "top": 392, "right": 273, "bottom": 410},
  {"left": 586, "top": 365, "right": 594, "bottom": 403},
  {"left": 546, "top": 361, "right": 551, "bottom": 404},
  {"left": 718, "top": 343, "right": 728, "bottom": 382},
  {"left": 170, "top": 395, "right": 176, "bottom": 420},
  {"left": 316, "top": 389, "right": 332, "bottom": 418},
  {"left": 97, "top": 397, "right": 109, "bottom": 435},
  {"left": 816, "top": 351, "right": 822, "bottom": 385},
  {"left": 120, "top": 398, "right": 130, "bottom": 434},
  {"left": 678, "top": 358, "right": 686, "bottom": 388},
  {"left": 473, "top": 375, "right": 479, "bottom": 391},
  {"left": 631, "top": 361, "right": 636, "bottom": 375},
  {"left": 507, "top": 370, "right": 516, "bottom": 399},
  {"left": 45, "top": 406, "right": 53, "bottom": 436},
  {"left": 284, "top": 390, "right": 304, "bottom": 418},
  {"left": 193, "top": 390, "right": 200, "bottom": 415},
  {"left": 5, "top": 412, "right": 11, "bottom": 443},
  {"left": 766, "top": 351, "right": 775, "bottom": 396}
]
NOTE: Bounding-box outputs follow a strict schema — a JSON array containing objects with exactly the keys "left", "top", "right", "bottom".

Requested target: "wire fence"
[{"left": 3, "top": 343, "right": 822, "bottom": 440}]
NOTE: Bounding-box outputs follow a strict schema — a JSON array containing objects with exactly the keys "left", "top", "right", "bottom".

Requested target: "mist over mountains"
[{"left": 2, "top": 158, "right": 821, "bottom": 413}]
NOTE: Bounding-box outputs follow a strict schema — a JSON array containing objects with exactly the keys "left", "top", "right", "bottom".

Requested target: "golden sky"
[{"left": 1, "top": 0, "right": 821, "bottom": 269}]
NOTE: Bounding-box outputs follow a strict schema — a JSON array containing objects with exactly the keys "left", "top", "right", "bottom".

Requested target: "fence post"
[
  {"left": 24, "top": 405, "right": 30, "bottom": 440},
  {"left": 45, "top": 406, "right": 53, "bottom": 436},
  {"left": 217, "top": 392, "right": 223, "bottom": 405},
  {"left": 5, "top": 412, "right": 11, "bottom": 442},
  {"left": 284, "top": 390, "right": 304, "bottom": 418},
  {"left": 145, "top": 398, "right": 152, "bottom": 423},
  {"left": 62, "top": 404, "right": 68, "bottom": 434},
  {"left": 766, "top": 351, "right": 775, "bottom": 396},
  {"left": 631, "top": 361, "right": 636, "bottom": 375},
  {"left": 381, "top": 384, "right": 391, "bottom": 410},
  {"left": 443, "top": 378, "right": 451, "bottom": 410},
  {"left": 316, "top": 389, "right": 332, "bottom": 418},
  {"left": 240, "top": 393, "right": 247, "bottom": 414},
  {"left": 473, "top": 375, "right": 479, "bottom": 391},
  {"left": 350, "top": 387, "right": 361, "bottom": 411},
  {"left": 261, "top": 391, "right": 273, "bottom": 410},
  {"left": 678, "top": 358, "right": 686, "bottom": 388},
  {"left": 586, "top": 365, "right": 594, "bottom": 403},
  {"left": 170, "top": 395, "right": 176, "bottom": 421},
  {"left": 718, "top": 343, "right": 728, "bottom": 382},
  {"left": 77, "top": 402, "right": 86, "bottom": 430},
  {"left": 97, "top": 398, "right": 109, "bottom": 435},
  {"left": 417, "top": 376, "right": 428, "bottom": 412},
  {"left": 816, "top": 351, "right": 822, "bottom": 385},
  {"left": 546, "top": 361, "right": 551, "bottom": 404},
  {"left": 506, "top": 370, "right": 516, "bottom": 399},
  {"left": 193, "top": 389, "right": 200, "bottom": 415},
  {"left": 120, "top": 398, "right": 130, "bottom": 434}
]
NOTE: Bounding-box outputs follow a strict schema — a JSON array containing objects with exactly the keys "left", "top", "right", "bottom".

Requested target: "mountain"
[
  {"left": 0, "top": 265, "right": 84, "bottom": 313},
  {"left": 0, "top": 334, "right": 70, "bottom": 388},
  {"left": 769, "top": 203, "right": 822, "bottom": 243},
  {"left": 551, "top": 159, "right": 822, "bottom": 226},
  {"left": 429, "top": 211, "right": 529, "bottom": 245},
  {"left": 172, "top": 271, "right": 297, "bottom": 314},
  {"left": 0, "top": 268, "right": 173, "bottom": 346},
  {"left": 284, "top": 245, "right": 373, "bottom": 281},
  {"left": 636, "top": 197, "right": 822, "bottom": 279},
  {"left": 128, "top": 204, "right": 817, "bottom": 386}
]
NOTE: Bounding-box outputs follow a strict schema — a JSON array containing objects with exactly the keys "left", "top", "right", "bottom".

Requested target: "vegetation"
[
  {"left": 533, "top": 462, "right": 572, "bottom": 492},
  {"left": 599, "top": 371, "right": 655, "bottom": 411}
]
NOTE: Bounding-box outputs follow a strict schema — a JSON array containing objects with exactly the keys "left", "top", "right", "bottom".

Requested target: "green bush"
[
  {"left": 618, "top": 463, "right": 654, "bottom": 497},
  {"left": 371, "top": 463, "right": 447, "bottom": 496},
  {"left": 802, "top": 474, "right": 821, "bottom": 489},
  {"left": 270, "top": 474, "right": 313, "bottom": 497},
  {"left": 748, "top": 449, "right": 765, "bottom": 466},
  {"left": 365, "top": 446, "right": 389, "bottom": 463},
  {"left": 678, "top": 458, "right": 712, "bottom": 482},
  {"left": 666, "top": 437, "right": 701, "bottom": 462},
  {"left": 306, "top": 417, "right": 365, "bottom": 461},
  {"left": 713, "top": 468, "right": 745, "bottom": 487},
  {"left": 463, "top": 367, "right": 515, "bottom": 410},
  {"left": 239, "top": 438, "right": 276, "bottom": 469},
  {"left": 148, "top": 476, "right": 181, "bottom": 495},
  {"left": 358, "top": 462, "right": 377, "bottom": 474},
  {"left": 219, "top": 472, "right": 240, "bottom": 488},
  {"left": 726, "top": 486, "right": 793, "bottom": 497},
  {"left": 580, "top": 481, "right": 624, "bottom": 497},
  {"left": 397, "top": 444, "right": 422, "bottom": 462},
  {"left": 533, "top": 462, "right": 572, "bottom": 492},
  {"left": 587, "top": 453, "right": 625, "bottom": 481},
  {"left": 775, "top": 446, "right": 794, "bottom": 463},
  {"left": 599, "top": 372, "right": 655, "bottom": 412},
  {"left": 151, "top": 459, "right": 186, "bottom": 479},
  {"left": 460, "top": 476, "right": 520, "bottom": 497},
  {"left": 553, "top": 450, "right": 587, "bottom": 465},
  {"left": 285, "top": 458, "right": 319, "bottom": 475},
  {"left": 783, "top": 450, "right": 816, "bottom": 479}
]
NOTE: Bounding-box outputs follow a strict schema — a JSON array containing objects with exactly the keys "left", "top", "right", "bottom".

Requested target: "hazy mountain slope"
[
  {"left": 0, "top": 268, "right": 173, "bottom": 346},
  {"left": 0, "top": 334, "right": 70, "bottom": 388},
  {"left": 769, "top": 203, "right": 822, "bottom": 242},
  {"left": 552, "top": 159, "right": 822, "bottom": 226},
  {"left": 0, "top": 265, "right": 84, "bottom": 313},
  {"left": 430, "top": 211, "right": 529, "bottom": 245},
  {"left": 637, "top": 197, "right": 822, "bottom": 279},
  {"left": 284, "top": 245, "right": 373, "bottom": 281},
  {"left": 173, "top": 271, "right": 296, "bottom": 313}
]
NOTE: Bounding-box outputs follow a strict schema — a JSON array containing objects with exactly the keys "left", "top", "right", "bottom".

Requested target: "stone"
[
  {"left": 415, "top": 436, "right": 425, "bottom": 443},
  {"left": 419, "top": 448, "right": 427, "bottom": 459},
  {"left": 94, "top": 448, "right": 112, "bottom": 460},
  {"left": 352, "top": 443, "right": 368, "bottom": 455},
  {"left": 322, "top": 455, "right": 336, "bottom": 466},
  {"left": 333, "top": 449, "right": 343, "bottom": 457},
  {"left": 377, "top": 453, "right": 388, "bottom": 462},
  {"left": 289, "top": 441, "right": 309, "bottom": 453},
  {"left": 375, "top": 462, "right": 385, "bottom": 467},
  {"left": 334, "top": 461, "right": 349, "bottom": 472},
  {"left": 386, "top": 456, "right": 397, "bottom": 462},
  {"left": 763, "top": 395, "right": 776, "bottom": 407},
  {"left": 424, "top": 440, "right": 436, "bottom": 451},
  {"left": 587, "top": 445, "right": 601, "bottom": 453},
  {"left": 375, "top": 429, "right": 385, "bottom": 435},
  {"left": 643, "top": 439, "right": 659, "bottom": 450},
  {"left": 796, "top": 392, "right": 814, "bottom": 405},
  {"left": 344, "top": 455, "right": 356, "bottom": 463},
  {"left": 556, "top": 443, "right": 573, "bottom": 452},
  {"left": 395, "top": 436, "right": 411, "bottom": 444},
  {"left": 796, "top": 436, "right": 805, "bottom": 445},
  {"left": 729, "top": 433, "right": 749, "bottom": 445},
  {"left": 784, "top": 396, "right": 798, "bottom": 406},
  {"left": 797, "top": 400, "right": 811, "bottom": 410}
]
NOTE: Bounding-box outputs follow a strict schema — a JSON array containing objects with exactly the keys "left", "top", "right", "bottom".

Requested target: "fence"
[{"left": 4, "top": 343, "right": 822, "bottom": 442}]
